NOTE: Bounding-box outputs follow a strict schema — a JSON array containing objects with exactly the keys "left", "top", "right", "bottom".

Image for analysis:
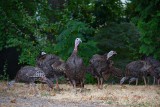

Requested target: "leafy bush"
[
  {"left": 0, "top": 0, "right": 55, "bottom": 65},
  {"left": 54, "top": 20, "right": 99, "bottom": 65},
  {"left": 138, "top": 14, "right": 160, "bottom": 59},
  {"left": 94, "top": 22, "right": 140, "bottom": 69}
]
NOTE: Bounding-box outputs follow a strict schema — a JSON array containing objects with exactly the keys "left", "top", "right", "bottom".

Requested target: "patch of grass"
[
  {"left": 156, "top": 90, "right": 160, "bottom": 95},
  {"left": 41, "top": 92, "right": 50, "bottom": 97},
  {"left": 106, "top": 100, "right": 113, "bottom": 104},
  {"left": 131, "top": 102, "right": 155, "bottom": 107},
  {"left": 0, "top": 84, "right": 160, "bottom": 106}
]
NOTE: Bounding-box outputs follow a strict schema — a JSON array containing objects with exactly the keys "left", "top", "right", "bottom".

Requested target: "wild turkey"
[
  {"left": 144, "top": 56, "right": 160, "bottom": 85},
  {"left": 129, "top": 77, "right": 138, "bottom": 84},
  {"left": 153, "top": 67, "right": 160, "bottom": 85},
  {"left": 148, "top": 66, "right": 160, "bottom": 85},
  {"left": 88, "top": 50, "right": 117, "bottom": 89},
  {"left": 111, "top": 67, "right": 123, "bottom": 79},
  {"left": 99, "top": 59, "right": 123, "bottom": 84},
  {"left": 36, "top": 52, "right": 66, "bottom": 89},
  {"left": 65, "top": 38, "right": 86, "bottom": 92},
  {"left": 120, "top": 60, "right": 151, "bottom": 85},
  {"left": 8, "top": 66, "right": 53, "bottom": 95}
]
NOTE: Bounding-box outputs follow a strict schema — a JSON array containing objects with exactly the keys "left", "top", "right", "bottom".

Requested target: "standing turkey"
[
  {"left": 36, "top": 52, "right": 66, "bottom": 90},
  {"left": 144, "top": 56, "right": 160, "bottom": 85},
  {"left": 120, "top": 60, "right": 151, "bottom": 85},
  {"left": 65, "top": 38, "right": 85, "bottom": 92},
  {"left": 103, "top": 63, "right": 123, "bottom": 84},
  {"left": 8, "top": 66, "right": 53, "bottom": 95},
  {"left": 88, "top": 50, "right": 117, "bottom": 89}
]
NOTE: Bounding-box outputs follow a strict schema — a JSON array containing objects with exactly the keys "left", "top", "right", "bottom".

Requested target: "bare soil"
[{"left": 0, "top": 82, "right": 160, "bottom": 107}]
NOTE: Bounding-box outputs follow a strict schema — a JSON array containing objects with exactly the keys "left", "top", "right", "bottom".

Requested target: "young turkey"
[
  {"left": 36, "top": 52, "right": 66, "bottom": 90},
  {"left": 120, "top": 60, "right": 151, "bottom": 85},
  {"left": 65, "top": 38, "right": 86, "bottom": 93},
  {"left": 8, "top": 66, "right": 53, "bottom": 95},
  {"left": 87, "top": 50, "right": 117, "bottom": 89}
]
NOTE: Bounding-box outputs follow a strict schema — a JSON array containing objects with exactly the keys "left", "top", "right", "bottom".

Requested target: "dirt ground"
[{"left": 0, "top": 82, "right": 160, "bottom": 107}]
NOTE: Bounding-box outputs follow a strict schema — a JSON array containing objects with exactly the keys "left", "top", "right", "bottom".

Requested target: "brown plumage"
[
  {"left": 120, "top": 60, "right": 151, "bottom": 85},
  {"left": 149, "top": 67, "right": 160, "bottom": 85},
  {"left": 110, "top": 67, "right": 123, "bottom": 79},
  {"left": 103, "top": 65, "right": 123, "bottom": 81},
  {"left": 144, "top": 56, "right": 160, "bottom": 85},
  {"left": 88, "top": 51, "right": 117, "bottom": 89},
  {"left": 8, "top": 66, "right": 54, "bottom": 95},
  {"left": 36, "top": 52, "right": 66, "bottom": 89},
  {"left": 65, "top": 38, "right": 86, "bottom": 92}
]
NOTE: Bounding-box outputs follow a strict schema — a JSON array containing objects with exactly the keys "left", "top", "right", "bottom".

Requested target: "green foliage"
[
  {"left": 93, "top": 0, "right": 123, "bottom": 27},
  {"left": 1, "top": 0, "right": 149, "bottom": 84},
  {"left": 0, "top": 60, "right": 9, "bottom": 81},
  {"left": 128, "top": 0, "right": 160, "bottom": 60},
  {"left": 94, "top": 22, "right": 140, "bottom": 68},
  {"left": 85, "top": 73, "right": 96, "bottom": 84},
  {"left": 138, "top": 13, "right": 160, "bottom": 59},
  {"left": 63, "top": 0, "right": 96, "bottom": 24},
  {"left": 57, "top": 0, "right": 123, "bottom": 28},
  {"left": 0, "top": 0, "right": 124, "bottom": 66},
  {"left": 0, "top": 0, "right": 55, "bottom": 65},
  {"left": 54, "top": 20, "right": 99, "bottom": 65}
]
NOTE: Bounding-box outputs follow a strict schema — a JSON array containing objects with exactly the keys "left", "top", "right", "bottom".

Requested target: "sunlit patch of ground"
[{"left": 0, "top": 81, "right": 160, "bottom": 107}]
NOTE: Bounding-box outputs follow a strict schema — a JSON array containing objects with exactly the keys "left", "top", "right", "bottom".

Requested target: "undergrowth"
[{"left": 0, "top": 60, "right": 9, "bottom": 81}]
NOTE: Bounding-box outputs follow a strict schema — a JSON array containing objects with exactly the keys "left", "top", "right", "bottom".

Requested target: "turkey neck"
[{"left": 71, "top": 43, "right": 78, "bottom": 56}]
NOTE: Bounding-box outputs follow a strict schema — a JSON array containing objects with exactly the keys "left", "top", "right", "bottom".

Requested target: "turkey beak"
[
  {"left": 114, "top": 51, "right": 117, "bottom": 55},
  {"left": 79, "top": 39, "right": 82, "bottom": 43}
]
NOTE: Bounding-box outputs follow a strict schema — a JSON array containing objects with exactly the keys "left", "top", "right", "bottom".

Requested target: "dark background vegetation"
[{"left": 0, "top": 0, "right": 160, "bottom": 83}]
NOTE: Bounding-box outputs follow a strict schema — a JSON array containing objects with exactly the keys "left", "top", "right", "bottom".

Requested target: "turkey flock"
[{"left": 8, "top": 38, "right": 160, "bottom": 94}]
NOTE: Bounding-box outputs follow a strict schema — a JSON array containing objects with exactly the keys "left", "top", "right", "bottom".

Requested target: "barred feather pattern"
[{"left": 8, "top": 66, "right": 54, "bottom": 89}]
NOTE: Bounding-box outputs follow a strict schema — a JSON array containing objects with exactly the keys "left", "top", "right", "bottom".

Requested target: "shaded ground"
[{"left": 0, "top": 82, "right": 160, "bottom": 107}]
